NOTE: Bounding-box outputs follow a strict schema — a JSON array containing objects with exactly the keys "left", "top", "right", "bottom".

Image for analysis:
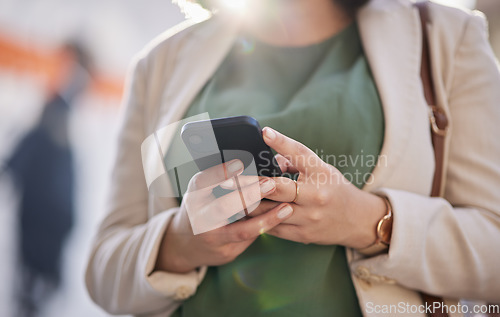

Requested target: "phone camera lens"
[{"left": 189, "top": 134, "right": 203, "bottom": 145}]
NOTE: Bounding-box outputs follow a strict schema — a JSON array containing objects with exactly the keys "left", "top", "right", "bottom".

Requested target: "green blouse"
[{"left": 170, "top": 22, "right": 384, "bottom": 316}]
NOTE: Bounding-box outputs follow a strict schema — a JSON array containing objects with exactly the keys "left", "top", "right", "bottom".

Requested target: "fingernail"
[
  {"left": 220, "top": 178, "right": 234, "bottom": 189},
  {"left": 227, "top": 160, "right": 244, "bottom": 174},
  {"left": 277, "top": 204, "right": 293, "bottom": 219},
  {"left": 260, "top": 178, "right": 275, "bottom": 194},
  {"left": 263, "top": 127, "right": 276, "bottom": 140}
]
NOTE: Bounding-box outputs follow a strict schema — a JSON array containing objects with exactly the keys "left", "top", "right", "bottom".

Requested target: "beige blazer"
[{"left": 85, "top": 0, "right": 500, "bottom": 316}]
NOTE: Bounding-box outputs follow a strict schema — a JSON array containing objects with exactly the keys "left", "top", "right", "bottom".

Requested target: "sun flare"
[
  {"left": 174, "top": 0, "right": 211, "bottom": 20},
  {"left": 175, "top": 0, "right": 249, "bottom": 20},
  {"left": 219, "top": 0, "right": 248, "bottom": 12}
]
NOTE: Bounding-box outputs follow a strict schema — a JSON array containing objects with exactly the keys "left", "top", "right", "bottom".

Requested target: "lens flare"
[
  {"left": 173, "top": 0, "right": 211, "bottom": 20},
  {"left": 238, "top": 37, "right": 255, "bottom": 54},
  {"left": 219, "top": 0, "right": 248, "bottom": 12}
]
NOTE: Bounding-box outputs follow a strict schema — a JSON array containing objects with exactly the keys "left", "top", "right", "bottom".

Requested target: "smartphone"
[{"left": 181, "top": 116, "right": 282, "bottom": 177}]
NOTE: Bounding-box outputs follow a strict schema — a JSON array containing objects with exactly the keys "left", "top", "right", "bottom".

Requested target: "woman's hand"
[
  {"left": 251, "top": 127, "right": 388, "bottom": 249},
  {"left": 155, "top": 159, "right": 294, "bottom": 274}
]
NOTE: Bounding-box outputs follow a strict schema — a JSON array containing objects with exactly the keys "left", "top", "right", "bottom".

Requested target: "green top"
[{"left": 169, "top": 22, "right": 384, "bottom": 316}]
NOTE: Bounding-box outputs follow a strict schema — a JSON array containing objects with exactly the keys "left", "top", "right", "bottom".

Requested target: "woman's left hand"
[{"left": 251, "top": 127, "right": 388, "bottom": 249}]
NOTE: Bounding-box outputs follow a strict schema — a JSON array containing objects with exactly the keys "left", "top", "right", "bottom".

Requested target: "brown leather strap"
[
  {"left": 417, "top": 4, "right": 498, "bottom": 317},
  {"left": 415, "top": 2, "right": 450, "bottom": 317},
  {"left": 417, "top": 0, "right": 436, "bottom": 107},
  {"left": 416, "top": 1, "right": 449, "bottom": 198}
]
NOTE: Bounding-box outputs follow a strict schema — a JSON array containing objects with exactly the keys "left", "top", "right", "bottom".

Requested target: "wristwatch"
[{"left": 357, "top": 196, "right": 393, "bottom": 256}]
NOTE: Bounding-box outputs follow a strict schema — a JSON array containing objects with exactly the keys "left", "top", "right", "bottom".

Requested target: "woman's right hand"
[{"left": 155, "top": 159, "right": 294, "bottom": 274}]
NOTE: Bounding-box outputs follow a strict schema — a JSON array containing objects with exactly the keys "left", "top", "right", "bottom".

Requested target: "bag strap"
[
  {"left": 415, "top": 2, "right": 450, "bottom": 317},
  {"left": 415, "top": 1, "right": 449, "bottom": 197},
  {"left": 417, "top": 4, "right": 500, "bottom": 316}
]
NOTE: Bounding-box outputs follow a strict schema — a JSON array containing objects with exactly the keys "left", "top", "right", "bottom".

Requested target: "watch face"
[{"left": 379, "top": 214, "right": 393, "bottom": 245}]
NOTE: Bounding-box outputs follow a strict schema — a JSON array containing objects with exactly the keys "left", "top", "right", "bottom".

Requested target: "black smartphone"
[{"left": 181, "top": 116, "right": 282, "bottom": 177}]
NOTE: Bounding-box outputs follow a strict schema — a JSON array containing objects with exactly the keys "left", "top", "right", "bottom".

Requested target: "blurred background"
[{"left": 0, "top": 0, "right": 498, "bottom": 316}]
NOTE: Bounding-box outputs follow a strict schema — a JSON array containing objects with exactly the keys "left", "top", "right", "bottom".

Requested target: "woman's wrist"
[
  {"left": 155, "top": 214, "right": 198, "bottom": 274},
  {"left": 344, "top": 190, "right": 389, "bottom": 249},
  {"left": 356, "top": 194, "right": 393, "bottom": 255}
]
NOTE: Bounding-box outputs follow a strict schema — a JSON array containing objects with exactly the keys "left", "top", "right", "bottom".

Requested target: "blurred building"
[{"left": 0, "top": 1, "right": 184, "bottom": 317}]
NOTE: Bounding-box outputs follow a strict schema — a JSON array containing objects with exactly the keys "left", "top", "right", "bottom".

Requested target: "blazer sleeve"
[
  {"left": 85, "top": 55, "right": 204, "bottom": 315},
  {"left": 351, "top": 12, "right": 500, "bottom": 302}
]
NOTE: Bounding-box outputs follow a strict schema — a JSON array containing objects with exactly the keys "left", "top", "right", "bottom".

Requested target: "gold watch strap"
[{"left": 357, "top": 196, "right": 393, "bottom": 256}]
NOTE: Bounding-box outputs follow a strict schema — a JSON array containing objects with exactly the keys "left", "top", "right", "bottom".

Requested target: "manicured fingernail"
[
  {"left": 260, "top": 178, "right": 275, "bottom": 194},
  {"left": 277, "top": 204, "right": 293, "bottom": 219},
  {"left": 227, "top": 160, "right": 243, "bottom": 174},
  {"left": 220, "top": 178, "right": 234, "bottom": 188},
  {"left": 263, "top": 127, "right": 276, "bottom": 140}
]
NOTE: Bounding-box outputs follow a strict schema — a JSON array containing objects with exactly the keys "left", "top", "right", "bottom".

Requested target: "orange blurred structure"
[{"left": 0, "top": 32, "right": 123, "bottom": 100}]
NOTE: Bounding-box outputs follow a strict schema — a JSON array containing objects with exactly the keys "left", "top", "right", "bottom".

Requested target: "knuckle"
[
  {"left": 235, "top": 230, "right": 253, "bottom": 242},
  {"left": 220, "top": 246, "right": 239, "bottom": 262},
  {"left": 295, "top": 142, "right": 308, "bottom": 156},
  {"left": 273, "top": 178, "right": 288, "bottom": 193},
  {"left": 315, "top": 189, "right": 330, "bottom": 206},
  {"left": 296, "top": 145, "right": 315, "bottom": 169},
  {"left": 218, "top": 247, "right": 233, "bottom": 261},
  {"left": 308, "top": 210, "right": 322, "bottom": 222}
]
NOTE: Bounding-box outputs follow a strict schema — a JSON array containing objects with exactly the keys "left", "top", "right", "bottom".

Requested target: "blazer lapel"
[
  {"left": 357, "top": 0, "right": 425, "bottom": 192},
  {"left": 146, "top": 15, "right": 241, "bottom": 206}
]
